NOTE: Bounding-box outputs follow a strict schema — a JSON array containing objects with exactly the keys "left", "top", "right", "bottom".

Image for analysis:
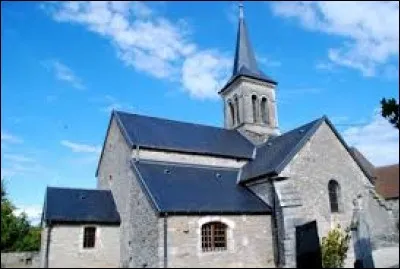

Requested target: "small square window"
[{"left": 83, "top": 227, "right": 96, "bottom": 248}]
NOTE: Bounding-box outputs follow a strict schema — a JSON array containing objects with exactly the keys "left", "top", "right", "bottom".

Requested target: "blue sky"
[{"left": 1, "top": 1, "right": 399, "bottom": 224}]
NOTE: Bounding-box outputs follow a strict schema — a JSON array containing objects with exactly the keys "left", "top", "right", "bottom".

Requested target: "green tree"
[
  {"left": 1, "top": 179, "right": 41, "bottom": 252},
  {"left": 321, "top": 224, "right": 351, "bottom": 268},
  {"left": 380, "top": 98, "right": 399, "bottom": 129}
]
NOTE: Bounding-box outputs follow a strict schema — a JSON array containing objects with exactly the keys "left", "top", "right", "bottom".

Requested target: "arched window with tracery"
[{"left": 201, "top": 222, "right": 227, "bottom": 252}]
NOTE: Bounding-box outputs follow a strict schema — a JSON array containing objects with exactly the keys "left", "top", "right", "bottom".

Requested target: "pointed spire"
[
  {"left": 232, "top": 2, "right": 260, "bottom": 77},
  {"left": 219, "top": 2, "right": 277, "bottom": 94}
]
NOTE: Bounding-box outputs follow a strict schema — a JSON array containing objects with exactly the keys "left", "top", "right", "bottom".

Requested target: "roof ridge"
[
  {"left": 239, "top": 116, "right": 325, "bottom": 182},
  {"left": 47, "top": 186, "right": 111, "bottom": 192},
  {"left": 273, "top": 116, "right": 325, "bottom": 174},
  {"left": 114, "top": 110, "right": 235, "bottom": 132},
  {"left": 259, "top": 116, "right": 323, "bottom": 146}
]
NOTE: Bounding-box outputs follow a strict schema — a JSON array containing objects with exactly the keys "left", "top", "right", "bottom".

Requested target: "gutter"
[
  {"left": 163, "top": 215, "right": 168, "bottom": 268},
  {"left": 44, "top": 221, "right": 52, "bottom": 268}
]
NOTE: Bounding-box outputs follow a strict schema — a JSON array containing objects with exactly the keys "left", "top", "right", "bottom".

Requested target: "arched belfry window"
[
  {"left": 252, "top": 95, "right": 258, "bottom": 123},
  {"left": 234, "top": 95, "right": 240, "bottom": 124},
  {"left": 261, "top": 97, "right": 268, "bottom": 124},
  {"left": 201, "top": 222, "right": 227, "bottom": 252},
  {"left": 228, "top": 101, "right": 235, "bottom": 126},
  {"left": 328, "top": 180, "right": 341, "bottom": 213}
]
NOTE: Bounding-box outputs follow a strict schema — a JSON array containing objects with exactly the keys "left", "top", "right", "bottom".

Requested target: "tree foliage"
[
  {"left": 321, "top": 224, "right": 351, "bottom": 268},
  {"left": 1, "top": 179, "right": 41, "bottom": 252},
  {"left": 380, "top": 98, "right": 399, "bottom": 129}
]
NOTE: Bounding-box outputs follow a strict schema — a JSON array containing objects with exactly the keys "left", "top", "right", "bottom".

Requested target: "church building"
[{"left": 40, "top": 5, "right": 398, "bottom": 268}]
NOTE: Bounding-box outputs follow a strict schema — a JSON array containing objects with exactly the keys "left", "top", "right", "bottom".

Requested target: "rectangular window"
[{"left": 83, "top": 226, "right": 96, "bottom": 248}]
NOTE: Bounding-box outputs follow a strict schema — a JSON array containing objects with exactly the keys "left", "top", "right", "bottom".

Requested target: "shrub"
[{"left": 321, "top": 224, "right": 351, "bottom": 268}]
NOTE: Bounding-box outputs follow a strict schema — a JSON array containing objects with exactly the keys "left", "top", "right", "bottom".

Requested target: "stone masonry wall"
[
  {"left": 386, "top": 198, "right": 399, "bottom": 231},
  {"left": 44, "top": 224, "right": 119, "bottom": 268},
  {"left": 280, "top": 122, "right": 396, "bottom": 240},
  {"left": 1, "top": 252, "right": 40, "bottom": 268},
  {"left": 165, "top": 215, "right": 274, "bottom": 268},
  {"left": 97, "top": 118, "right": 161, "bottom": 268},
  {"left": 136, "top": 148, "right": 246, "bottom": 169},
  {"left": 39, "top": 224, "right": 48, "bottom": 268},
  {"left": 278, "top": 121, "right": 396, "bottom": 266}
]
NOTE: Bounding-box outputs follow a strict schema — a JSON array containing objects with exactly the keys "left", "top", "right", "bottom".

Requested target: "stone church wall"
[
  {"left": 96, "top": 118, "right": 161, "bottom": 268},
  {"left": 165, "top": 215, "right": 274, "bottom": 268},
  {"left": 136, "top": 148, "right": 246, "bottom": 169},
  {"left": 41, "top": 224, "right": 119, "bottom": 268},
  {"left": 277, "top": 121, "right": 397, "bottom": 266}
]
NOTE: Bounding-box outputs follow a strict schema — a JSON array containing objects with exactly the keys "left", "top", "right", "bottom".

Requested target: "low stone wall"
[{"left": 1, "top": 252, "right": 40, "bottom": 268}]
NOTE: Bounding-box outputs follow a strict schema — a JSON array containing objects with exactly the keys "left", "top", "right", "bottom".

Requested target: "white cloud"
[
  {"left": 1, "top": 162, "right": 48, "bottom": 179},
  {"left": 270, "top": 1, "right": 399, "bottom": 77},
  {"left": 43, "top": 59, "right": 85, "bottom": 89},
  {"left": 342, "top": 112, "right": 399, "bottom": 166},
  {"left": 1, "top": 131, "right": 23, "bottom": 144},
  {"left": 61, "top": 140, "right": 101, "bottom": 154},
  {"left": 3, "top": 154, "right": 35, "bottom": 163},
  {"left": 14, "top": 205, "right": 42, "bottom": 225},
  {"left": 89, "top": 94, "right": 135, "bottom": 113},
  {"left": 1, "top": 152, "right": 39, "bottom": 178},
  {"left": 42, "top": 1, "right": 231, "bottom": 99},
  {"left": 181, "top": 51, "right": 231, "bottom": 99}
]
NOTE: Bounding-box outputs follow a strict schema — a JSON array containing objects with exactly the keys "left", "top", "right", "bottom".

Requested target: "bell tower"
[{"left": 219, "top": 3, "right": 279, "bottom": 145}]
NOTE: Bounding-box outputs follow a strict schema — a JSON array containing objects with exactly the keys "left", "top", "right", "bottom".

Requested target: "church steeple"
[
  {"left": 232, "top": 3, "right": 260, "bottom": 78},
  {"left": 219, "top": 3, "right": 276, "bottom": 95},
  {"left": 219, "top": 2, "right": 280, "bottom": 145}
]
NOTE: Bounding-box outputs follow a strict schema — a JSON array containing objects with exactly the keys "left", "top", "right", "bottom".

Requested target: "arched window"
[
  {"left": 201, "top": 222, "right": 227, "bottom": 252},
  {"left": 261, "top": 97, "right": 268, "bottom": 124},
  {"left": 252, "top": 95, "right": 258, "bottom": 123},
  {"left": 228, "top": 101, "right": 235, "bottom": 126},
  {"left": 234, "top": 95, "right": 240, "bottom": 124},
  {"left": 328, "top": 180, "right": 341, "bottom": 213}
]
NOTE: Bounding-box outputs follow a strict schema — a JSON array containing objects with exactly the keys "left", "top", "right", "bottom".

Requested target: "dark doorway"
[{"left": 296, "top": 220, "right": 322, "bottom": 268}]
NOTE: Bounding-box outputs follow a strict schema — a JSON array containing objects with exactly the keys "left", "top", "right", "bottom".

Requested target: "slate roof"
[
  {"left": 239, "top": 117, "right": 324, "bottom": 182},
  {"left": 219, "top": 7, "right": 276, "bottom": 95},
  {"left": 130, "top": 160, "right": 271, "bottom": 215},
  {"left": 43, "top": 187, "right": 120, "bottom": 224},
  {"left": 349, "top": 147, "right": 376, "bottom": 182},
  {"left": 114, "top": 110, "right": 255, "bottom": 159},
  {"left": 374, "top": 164, "right": 399, "bottom": 200},
  {"left": 239, "top": 116, "right": 377, "bottom": 183}
]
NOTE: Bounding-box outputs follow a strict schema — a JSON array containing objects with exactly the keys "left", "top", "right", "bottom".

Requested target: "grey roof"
[
  {"left": 239, "top": 117, "right": 324, "bottom": 182},
  {"left": 239, "top": 116, "right": 377, "bottom": 183},
  {"left": 219, "top": 7, "right": 276, "bottom": 94},
  {"left": 131, "top": 160, "right": 271, "bottom": 215},
  {"left": 350, "top": 147, "right": 376, "bottom": 181},
  {"left": 43, "top": 187, "right": 120, "bottom": 224},
  {"left": 114, "top": 110, "right": 255, "bottom": 159}
]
